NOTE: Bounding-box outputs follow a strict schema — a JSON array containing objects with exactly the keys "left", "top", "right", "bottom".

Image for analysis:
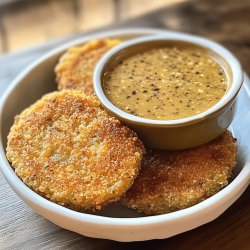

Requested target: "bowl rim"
[
  {"left": 0, "top": 143, "right": 250, "bottom": 227},
  {"left": 94, "top": 33, "right": 244, "bottom": 126},
  {"left": 0, "top": 28, "right": 249, "bottom": 229}
]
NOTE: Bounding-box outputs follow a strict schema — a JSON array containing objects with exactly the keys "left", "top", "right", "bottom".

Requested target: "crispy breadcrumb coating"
[
  {"left": 55, "top": 39, "right": 121, "bottom": 95},
  {"left": 122, "top": 131, "right": 237, "bottom": 215},
  {"left": 6, "top": 90, "right": 144, "bottom": 211}
]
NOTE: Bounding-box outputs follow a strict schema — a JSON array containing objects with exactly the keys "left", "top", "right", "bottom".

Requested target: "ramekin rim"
[{"left": 94, "top": 33, "right": 243, "bottom": 126}]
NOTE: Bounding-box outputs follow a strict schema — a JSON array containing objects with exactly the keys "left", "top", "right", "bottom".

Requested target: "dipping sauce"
[{"left": 103, "top": 45, "right": 228, "bottom": 120}]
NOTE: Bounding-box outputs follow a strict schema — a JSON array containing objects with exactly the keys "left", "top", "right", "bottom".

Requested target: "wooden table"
[{"left": 0, "top": 0, "right": 249, "bottom": 248}]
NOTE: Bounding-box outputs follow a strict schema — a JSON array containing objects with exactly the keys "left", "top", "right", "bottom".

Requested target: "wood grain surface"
[{"left": 1, "top": 0, "right": 250, "bottom": 249}]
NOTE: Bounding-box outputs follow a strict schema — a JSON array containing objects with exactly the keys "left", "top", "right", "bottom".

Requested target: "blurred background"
[
  {"left": 0, "top": 0, "right": 186, "bottom": 54},
  {"left": 0, "top": 0, "right": 249, "bottom": 70}
]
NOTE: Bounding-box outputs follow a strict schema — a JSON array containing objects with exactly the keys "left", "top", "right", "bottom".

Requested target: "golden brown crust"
[
  {"left": 6, "top": 90, "right": 144, "bottom": 211},
  {"left": 55, "top": 39, "right": 121, "bottom": 95},
  {"left": 122, "top": 131, "right": 237, "bottom": 215}
]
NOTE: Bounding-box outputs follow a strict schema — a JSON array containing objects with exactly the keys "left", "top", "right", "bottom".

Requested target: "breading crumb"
[
  {"left": 122, "top": 131, "right": 237, "bottom": 215},
  {"left": 6, "top": 90, "right": 144, "bottom": 212},
  {"left": 55, "top": 39, "right": 121, "bottom": 95}
]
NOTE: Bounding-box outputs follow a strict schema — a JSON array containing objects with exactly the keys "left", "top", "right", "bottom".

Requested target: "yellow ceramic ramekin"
[{"left": 94, "top": 33, "right": 243, "bottom": 150}]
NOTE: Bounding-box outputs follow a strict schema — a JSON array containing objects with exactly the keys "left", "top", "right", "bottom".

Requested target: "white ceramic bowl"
[{"left": 0, "top": 28, "right": 250, "bottom": 242}]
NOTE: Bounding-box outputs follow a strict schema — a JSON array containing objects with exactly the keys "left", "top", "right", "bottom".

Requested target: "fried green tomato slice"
[
  {"left": 6, "top": 90, "right": 144, "bottom": 211},
  {"left": 122, "top": 131, "right": 237, "bottom": 215},
  {"left": 55, "top": 39, "right": 121, "bottom": 95}
]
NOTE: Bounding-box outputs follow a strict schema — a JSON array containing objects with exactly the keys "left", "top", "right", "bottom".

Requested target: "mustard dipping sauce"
[{"left": 103, "top": 45, "right": 228, "bottom": 120}]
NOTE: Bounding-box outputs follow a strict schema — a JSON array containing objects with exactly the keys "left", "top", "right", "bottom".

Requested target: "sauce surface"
[{"left": 103, "top": 45, "right": 228, "bottom": 120}]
